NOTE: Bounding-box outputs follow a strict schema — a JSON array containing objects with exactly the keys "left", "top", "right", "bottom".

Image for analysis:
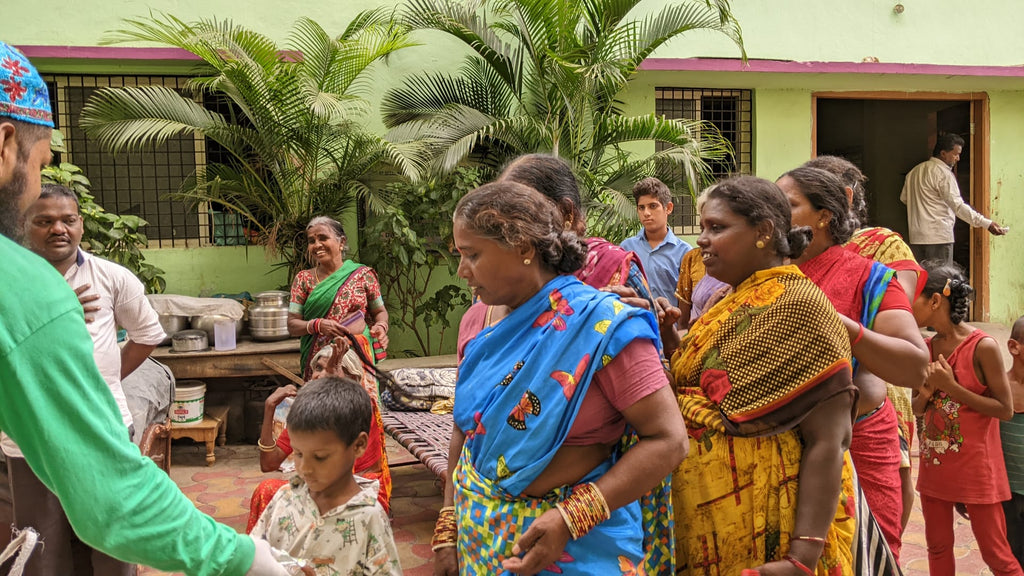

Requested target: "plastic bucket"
[{"left": 172, "top": 381, "right": 206, "bottom": 424}]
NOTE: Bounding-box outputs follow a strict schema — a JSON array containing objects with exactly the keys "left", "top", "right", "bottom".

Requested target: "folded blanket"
[{"left": 380, "top": 367, "right": 457, "bottom": 411}]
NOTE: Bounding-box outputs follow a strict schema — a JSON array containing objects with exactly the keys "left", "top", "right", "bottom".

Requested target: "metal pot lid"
[{"left": 172, "top": 329, "right": 209, "bottom": 341}]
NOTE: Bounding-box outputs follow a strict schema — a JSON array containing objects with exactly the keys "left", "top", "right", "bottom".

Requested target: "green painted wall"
[
  {"left": 144, "top": 245, "right": 287, "bottom": 296},
  {"left": 987, "top": 91, "right": 1024, "bottom": 325},
  {"left": 644, "top": 0, "right": 1024, "bottom": 66},
  {"left": 6, "top": 0, "right": 1024, "bottom": 327},
  {"left": 6, "top": 0, "right": 1024, "bottom": 67}
]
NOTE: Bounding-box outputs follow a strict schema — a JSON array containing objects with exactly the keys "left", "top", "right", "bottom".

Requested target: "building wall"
[
  {"left": 987, "top": 91, "right": 1024, "bottom": 325},
  {"left": 6, "top": 0, "right": 1024, "bottom": 66},
  {"left": 5, "top": 0, "right": 1023, "bottom": 326},
  {"left": 145, "top": 245, "right": 288, "bottom": 296}
]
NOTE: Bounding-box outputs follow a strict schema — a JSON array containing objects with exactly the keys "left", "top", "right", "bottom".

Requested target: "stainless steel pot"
[
  {"left": 249, "top": 306, "right": 290, "bottom": 341},
  {"left": 189, "top": 314, "right": 242, "bottom": 342},
  {"left": 253, "top": 290, "right": 289, "bottom": 307},
  {"left": 158, "top": 314, "right": 188, "bottom": 346},
  {"left": 171, "top": 329, "right": 209, "bottom": 352}
]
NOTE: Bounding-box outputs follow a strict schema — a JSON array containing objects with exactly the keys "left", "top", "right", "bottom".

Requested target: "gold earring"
[
  {"left": 523, "top": 258, "right": 531, "bottom": 265},
  {"left": 564, "top": 220, "right": 572, "bottom": 231},
  {"left": 818, "top": 221, "right": 826, "bottom": 229},
  {"left": 755, "top": 239, "right": 765, "bottom": 249}
]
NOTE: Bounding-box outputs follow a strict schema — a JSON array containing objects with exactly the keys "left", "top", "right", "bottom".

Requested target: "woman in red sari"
[
  {"left": 776, "top": 166, "right": 928, "bottom": 563},
  {"left": 805, "top": 155, "right": 926, "bottom": 532},
  {"left": 247, "top": 216, "right": 392, "bottom": 532}
]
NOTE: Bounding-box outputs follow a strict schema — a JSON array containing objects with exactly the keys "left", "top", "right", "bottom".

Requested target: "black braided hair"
[{"left": 919, "top": 260, "right": 974, "bottom": 324}]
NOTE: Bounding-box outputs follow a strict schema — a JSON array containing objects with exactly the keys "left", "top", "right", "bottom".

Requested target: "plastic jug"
[{"left": 214, "top": 320, "right": 237, "bottom": 351}]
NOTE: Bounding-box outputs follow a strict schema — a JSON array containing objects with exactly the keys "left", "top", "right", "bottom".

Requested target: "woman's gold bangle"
[{"left": 257, "top": 438, "right": 277, "bottom": 452}]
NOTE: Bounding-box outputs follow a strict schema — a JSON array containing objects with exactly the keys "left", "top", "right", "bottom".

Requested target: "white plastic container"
[
  {"left": 172, "top": 381, "right": 206, "bottom": 424},
  {"left": 214, "top": 319, "right": 237, "bottom": 351}
]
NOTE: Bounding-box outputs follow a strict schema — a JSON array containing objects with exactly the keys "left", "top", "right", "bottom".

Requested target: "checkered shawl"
[{"left": 672, "top": 265, "right": 855, "bottom": 437}]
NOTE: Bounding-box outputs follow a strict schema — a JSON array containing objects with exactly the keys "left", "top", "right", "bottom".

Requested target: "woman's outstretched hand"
[{"left": 500, "top": 509, "right": 571, "bottom": 576}]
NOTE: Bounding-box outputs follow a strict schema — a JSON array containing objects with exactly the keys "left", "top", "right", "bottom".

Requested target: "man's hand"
[
  {"left": 74, "top": 284, "right": 101, "bottom": 323},
  {"left": 988, "top": 222, "right": 1008, "bottom": 236}
]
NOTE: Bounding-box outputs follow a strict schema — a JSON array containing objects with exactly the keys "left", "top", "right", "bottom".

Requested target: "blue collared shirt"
[{"left": 620, "top": 228, "right": 691, "bottom": 307}]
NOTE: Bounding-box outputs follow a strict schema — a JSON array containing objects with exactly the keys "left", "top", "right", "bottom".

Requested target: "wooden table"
[{"left": 151, "top": 337, "right": 301, "bottom": 380}]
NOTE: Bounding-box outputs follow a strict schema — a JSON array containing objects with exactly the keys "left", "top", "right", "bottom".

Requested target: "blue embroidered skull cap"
[{"left": 0, "top": 42, "right": 53, "bottom": 127}]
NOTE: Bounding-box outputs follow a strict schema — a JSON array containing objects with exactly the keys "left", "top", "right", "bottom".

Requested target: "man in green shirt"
[{"left": 0, "top": 41, "right": 288, "bottom": 575}]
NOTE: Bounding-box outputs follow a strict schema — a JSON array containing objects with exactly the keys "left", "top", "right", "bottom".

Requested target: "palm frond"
[
  {"left": 402, "top": 0, "right": 522, "bottom": 94},
  {"left": 79, "top": 85, "right": 232, "bottom": 153}
]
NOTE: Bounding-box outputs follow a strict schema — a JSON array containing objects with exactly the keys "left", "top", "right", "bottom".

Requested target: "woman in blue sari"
[{"left": 433, "top": 181, "right": 687, "bottom": 576}]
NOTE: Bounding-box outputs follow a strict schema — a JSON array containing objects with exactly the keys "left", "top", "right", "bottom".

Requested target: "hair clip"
[{"left": 942, "top": 278, "right": 952, "bottom": 297}]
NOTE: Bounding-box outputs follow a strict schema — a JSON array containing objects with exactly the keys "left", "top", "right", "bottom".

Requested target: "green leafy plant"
[
  {"left": 383, "top": 0, "right": 745, "bottom": 240},
  {"left": 43, "top": 133, "right": 166, "bottom": 292},
  {"left": 78, "top": 11, "right": 423, "bottom": 281},
  {"left": 362, "top": 167, "right": 484, "bottom": 356}
]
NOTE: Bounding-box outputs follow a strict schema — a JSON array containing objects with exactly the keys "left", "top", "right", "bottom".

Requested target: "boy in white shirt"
[{"left": 251, "top": 376, "right": 401, "bottom": 575}]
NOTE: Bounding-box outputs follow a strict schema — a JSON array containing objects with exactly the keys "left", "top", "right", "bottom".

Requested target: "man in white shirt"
[
  {"left": 900, "top": 133, "right": 1007, "bottom": 264},
  {"left": 3, "top": 183, "right": 165, "bottom": 575}
]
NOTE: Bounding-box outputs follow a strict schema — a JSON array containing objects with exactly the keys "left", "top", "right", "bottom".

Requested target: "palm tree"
[
  {"left": 79, "top": 11, "right": 421, "bottom": 279},
  {"left": 383, "top": 0, "right": 744, "bottom": 239}
]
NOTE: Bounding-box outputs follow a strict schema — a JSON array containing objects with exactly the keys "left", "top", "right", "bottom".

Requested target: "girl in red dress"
[{"left": 911, "top": 261, "right": 1021, "bottom": 576}]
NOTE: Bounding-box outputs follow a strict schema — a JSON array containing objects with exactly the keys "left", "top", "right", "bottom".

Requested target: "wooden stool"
[
  {"left": 170, "top": 416, "right": 220, "bottom": 466},
  {"left": 205, "top": 405, "right": 230, "bottom": 446}
]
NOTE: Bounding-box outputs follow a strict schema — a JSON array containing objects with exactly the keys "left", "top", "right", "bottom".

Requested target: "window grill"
[
  {"left": 655, "top": 87, "right": 753, "bottom": 235},
  {"left": 44, "top": 74, "right": 247, "bottom": 248}
]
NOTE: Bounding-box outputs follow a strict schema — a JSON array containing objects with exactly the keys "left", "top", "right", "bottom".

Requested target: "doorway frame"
[{"left": 811, "top": 91, "right": 991, "bottom": 321}]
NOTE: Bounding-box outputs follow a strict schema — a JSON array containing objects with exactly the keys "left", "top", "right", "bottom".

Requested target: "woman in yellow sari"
[{"left": 669, "top": 176, "right": 866, "bottom": 576}]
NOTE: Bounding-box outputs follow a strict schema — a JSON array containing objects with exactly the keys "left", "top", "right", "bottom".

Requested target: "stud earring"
[
  {"left": 523, "top": 258, "right": 531, "bottom": 265},
  {"left": 818, "top": 221, "right": 826, "bottom": 229},
  {"left": 755, "top": 240, "right": 765, "bottom": 249}
]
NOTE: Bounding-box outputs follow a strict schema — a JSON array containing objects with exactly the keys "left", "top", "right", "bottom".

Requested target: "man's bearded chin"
[{"left": 0, "top": 167, "right": 27, "bottom": 241}]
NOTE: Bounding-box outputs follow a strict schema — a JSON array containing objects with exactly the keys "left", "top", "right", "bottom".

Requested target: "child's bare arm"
[{"left": 931, "top": 339, "right": 1014, "bottom": 420}]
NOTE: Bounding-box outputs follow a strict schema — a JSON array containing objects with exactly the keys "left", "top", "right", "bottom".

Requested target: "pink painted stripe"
[
  {"left": 17, "top": 45, "right": 200, "bottom": 61},
  {"left": 640, "top": 57, "right": 1024, "bottom": 78}
]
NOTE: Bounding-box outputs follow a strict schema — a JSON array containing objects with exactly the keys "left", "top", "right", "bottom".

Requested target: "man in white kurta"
[{"left": 900, "top": 133, "right": 1006, "bottom": 264}]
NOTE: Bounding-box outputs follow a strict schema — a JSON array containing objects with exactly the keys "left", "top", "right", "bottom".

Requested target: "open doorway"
[{"left": 813, "top": 94, "right": 990, "bottom": 319}]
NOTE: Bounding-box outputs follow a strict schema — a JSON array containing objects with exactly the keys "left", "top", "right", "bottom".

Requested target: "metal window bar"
[
  {"left": 655, "top": 88, "right": 753, "bottom": 235},
  {"left": 43, "top": 74, "right": 246, "bottom": 248}
]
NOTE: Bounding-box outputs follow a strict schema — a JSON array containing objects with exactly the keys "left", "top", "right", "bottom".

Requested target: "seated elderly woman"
[
  {"left": 246, "top": 337, "right": 390, "bottom": 533},
  {"left": 433, "top": 181, "right": 687, "bottom": 576}
]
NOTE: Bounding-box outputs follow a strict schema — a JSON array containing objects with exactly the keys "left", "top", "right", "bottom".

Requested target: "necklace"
[{"left": 314, "top": 267, "right": 321, "bottom": 283}]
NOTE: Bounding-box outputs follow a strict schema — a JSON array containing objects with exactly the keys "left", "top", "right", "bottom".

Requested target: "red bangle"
[
  {"left": 851, "top": 322, "right": 865, "bottom": 347},
  {"left": 784, "top": 554, "right": 816, "bottom": 576}
]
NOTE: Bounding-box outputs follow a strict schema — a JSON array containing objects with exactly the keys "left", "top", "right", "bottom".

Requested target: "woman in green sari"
[
  {"left": 277, "top": 215, "right": 391, "bottom": 511},
  {"left": 287, "top": 216, "right": 390, "bottom": 376}
]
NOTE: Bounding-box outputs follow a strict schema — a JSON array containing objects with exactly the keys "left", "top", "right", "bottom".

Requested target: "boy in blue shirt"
[{"left": 620, "top": 177, "right": 691, "bottom": 307}]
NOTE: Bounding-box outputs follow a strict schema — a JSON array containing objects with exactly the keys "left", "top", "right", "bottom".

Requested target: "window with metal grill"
[
  {"left": 655, "top": 87, "right": 752, "bottom": 234},
  {"left": 44, "top": 75, "right": 247, "bottom": 248}
]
